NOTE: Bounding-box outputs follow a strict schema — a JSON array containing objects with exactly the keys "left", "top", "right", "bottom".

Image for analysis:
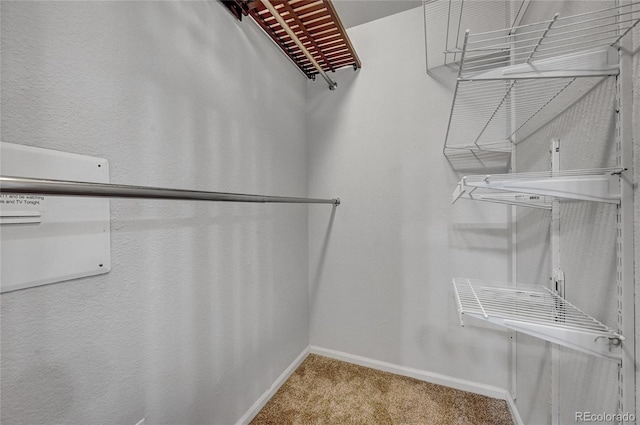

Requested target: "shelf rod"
[
  {"left": 611, "top": 11, "right": 640, "bottom": 46},
  {"left": 465, "top": 2, "right": 637, "bottom": 37},
  {"left": 507, "top": 78, "right": 576, "bottom": 139},
  {"left": 467, "top": 16, "right": 638, "bottom": 51},
  {"left": 0, "top": 176, "right": 341, "bottom": 206},
  {"left": 469, "top": 80, "right": 516, "bottom": 147},
  {"left": 466, "top": 9, "right": 639, "bottom": 47},
  {"left": 453, "top": 0, "right": 465, "bottom": 63},
  {"left": 457, "top": 30, "right": 470, "bottom": 79},
  {"left": 443, "top": 30, "right": 469, "bottom": 152},
  {"left": 463, "top": 34, "right": 621, "bottom": 63},
  {"left": 259, "top": 0, "right": 337, "bottom": 90},
  {"left": 468, "top": 281, "right": 489, "bottom": 318},
  {"left": 527, "top": 13, "right": 559, "bottom": 63}
]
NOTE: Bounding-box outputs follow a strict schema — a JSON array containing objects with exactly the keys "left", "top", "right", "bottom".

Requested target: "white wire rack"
[
  {"left": 452, "top": 168, "right": 623, "bottom": 206},
  {"left": 423, "top": 0, "right": 528, "bottom": 70},
  {"left": 460, "top": 3, "right": 639, "bottom": 80},
  {"left": 452, "top": 278, "right": 623, "bottom": 361},
  {"left": 445, "top": 77, "right": 592, "bottom": 154},
  {"left": 443, "top": 2, "right": 640, "bottom": 154}
]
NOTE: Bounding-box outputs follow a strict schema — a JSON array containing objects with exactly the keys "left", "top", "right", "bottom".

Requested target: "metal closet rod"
[{"left": 0, "top": 176, "right": 340, "bottom": 205}]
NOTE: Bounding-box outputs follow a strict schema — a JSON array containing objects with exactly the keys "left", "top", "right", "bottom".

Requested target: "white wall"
[
  {"left": 513, "top": 2, "right": 635, "bottom": 424},
  {"left": 332, "top": 0, "right": 421, "bottom": 29},
  {"left": 633, "top": 10, "right": 640, "bottom": 421},
  {"left": 307, "top": 6, "right": 510, "bottom": 390},
  {"left": 2, "top": 2, "right": 636, "bottom": 424},
  {"left": 0, "top": 2, "right": 312, "bottom": 424}
]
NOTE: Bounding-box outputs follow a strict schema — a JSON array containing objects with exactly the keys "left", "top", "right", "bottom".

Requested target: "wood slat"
[
  {"left": 273, "top": 26, "right": 339, "bottom": 42},
  {"left": 323, "top": 0, "right": 360, "bottom": 68},
  {"left": 305, "top": 17, "right": 334, "bottom": 32},
  {"left": 324, "top": 58, "right": 357, "bottom": 70},
  {"left": 314, "top": 32, "right": 343, "bottom": 44},
  {"left": 320, "top": 44, "right": 348, "bottom": 56},
  {"left": 315, "top": 37, "right": 346, "bottom": 50},
  {"left": 292, "top": 2, "right": 327, "bottom": 16},
  {"left": 250, "top": 8, "right": 315, "bottom": 77},
  {"left": 307, "top": 26, "right": 339, "bottom": 38},
  {"left": 290, "top": 0, "right": 322, "bottom": 11},
  {"left": 245, "top": 0, "right": 360, "bottom": 80}
]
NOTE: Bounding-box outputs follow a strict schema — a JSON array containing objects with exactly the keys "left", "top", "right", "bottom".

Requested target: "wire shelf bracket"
[
  {"left": 452, "top": 168, "right": 623, "bottom": 206},
  {"left": 453, "top": 191, "right": 552, "bottom": 210},
  {"left": 452, "top": 278, "right": 624, "bottom": 362},
  {"left": 423, "top": 0, "right": 530, "bottom": 71},
  {"left": 443, "top": 2, "right": 640, "bottom": 157}
]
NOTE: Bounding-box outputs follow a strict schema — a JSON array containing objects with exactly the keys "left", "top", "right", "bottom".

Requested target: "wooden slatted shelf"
[{"left": 223, "top": 0, "right": 361, "bottom": 80}]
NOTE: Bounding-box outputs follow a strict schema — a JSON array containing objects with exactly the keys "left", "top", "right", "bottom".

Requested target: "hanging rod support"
[
  {"left": 259, "top": 0, "right": 338, "bottom": 90},
  {"left": 0, "top": 176, "right": 340, "bottom": 206}
]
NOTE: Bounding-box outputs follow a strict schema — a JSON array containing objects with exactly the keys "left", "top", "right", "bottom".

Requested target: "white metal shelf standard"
[
  {"left": 550, "top": 139, "right": 562, "bottom": 425},
  {"left": 615, "top": 3, "right": 635, "bottom": 417},
  {"left": 443, "top": 2, "right": 640, "bottom": 155},
  {"left": 451, "top": 168, "right": 623, "bottom": 208},
  {"left": 452, "top": 278, "right": 623, "bottom": 362}
]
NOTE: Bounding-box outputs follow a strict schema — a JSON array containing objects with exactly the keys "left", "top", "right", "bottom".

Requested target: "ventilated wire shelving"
[
  {"left": 443, "top": 2, "right": 640, "bottom": 155},
  {"left": 453, "top": 278, "right": 623, "bottom": 361},
  {"left": 423, "top": 0, "right": 528, "bottom": 70},
  {"left": 452, "top": 167, "right": 623, "bottom": 207}
]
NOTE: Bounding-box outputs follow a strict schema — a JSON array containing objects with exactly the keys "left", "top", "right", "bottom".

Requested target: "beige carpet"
[{"left": 251, "top": 354, "right": 514, "bottom": 425}]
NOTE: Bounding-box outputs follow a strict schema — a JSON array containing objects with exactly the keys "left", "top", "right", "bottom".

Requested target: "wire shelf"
[
  {"left": 452, "top": 278, "right": 623, "bottom": 361},
  {"left": 443, "top": 2, "right": 640, "bottom": 155},
  {"left": 460, "top": 3, "right": 639, "bottom": 80},
  {"left": 452, "top": 167, "right": 623, "bottom": 206},
  {"left": 445, "top": 77, "right": 587, "bottom": 154},
  {"left": 424, "top": 0, "right": 528, "bottom": 71}
]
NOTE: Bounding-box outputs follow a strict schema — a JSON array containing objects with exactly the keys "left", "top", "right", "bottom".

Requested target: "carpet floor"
[{"left": 250, "top": 354, "right": 514, "bottom": 425}]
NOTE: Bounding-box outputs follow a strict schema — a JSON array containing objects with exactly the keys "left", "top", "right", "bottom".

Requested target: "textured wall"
[
  {"left": 514, "top": 1, "right": 633, "bottom": 424},
  {"left": 306, "top": 6, "right": 510, "bottom": 390},
  {"left": 634, "top": 13, "right": 640, "bottom": 420},
  {"left": 0, "top": 2, "right": 311, "bottom": 424}
]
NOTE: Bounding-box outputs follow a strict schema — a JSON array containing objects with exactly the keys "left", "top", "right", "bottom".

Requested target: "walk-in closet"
[{"left": 1, "top": 0, "right": 639, "bottom": 424}]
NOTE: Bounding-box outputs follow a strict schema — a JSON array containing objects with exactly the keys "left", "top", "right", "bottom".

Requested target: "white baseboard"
[
  {"left": 235, "top": 346, "right": 310, "bottom": 425},
  {"left": 310, "top": 345, "right": 507, "bottom": 399},
  {"left": 506, "top": 392, "right": 524, "bottom": 425}
]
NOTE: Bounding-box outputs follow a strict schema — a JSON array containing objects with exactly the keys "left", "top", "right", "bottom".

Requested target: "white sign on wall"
[{"left": 0, "top": 142, "right": 111, "bottom": 293}]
